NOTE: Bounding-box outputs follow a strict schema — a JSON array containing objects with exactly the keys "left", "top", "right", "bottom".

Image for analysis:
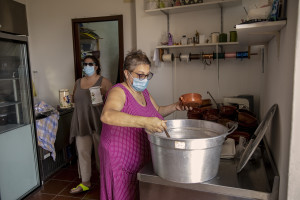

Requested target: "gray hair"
[{"left": 124, "top": 50, "right": 151, "bottom": 72}]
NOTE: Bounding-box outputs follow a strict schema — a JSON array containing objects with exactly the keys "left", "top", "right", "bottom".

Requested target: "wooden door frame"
[{"left": 72, "top": 15, "right": 124, "bottom": 82}]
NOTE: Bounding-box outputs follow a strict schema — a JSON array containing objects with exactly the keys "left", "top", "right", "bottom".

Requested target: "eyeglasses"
[
  {"left": 131, "top": 72, "right": 153, "bottom": 80},
  {"left": 83, "top": 62, "right": 95, "bottom": 67}
]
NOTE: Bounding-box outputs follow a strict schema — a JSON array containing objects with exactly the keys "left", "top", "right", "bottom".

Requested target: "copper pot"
[
  {"left": 189, "top": 105, "right": 212, "bottom": 114},
  {"left": 220, "top": 105, "right": 237, "bottom": 116},
  {"left": 238, "top": 111, "right": 257, "bottom": 125},
  {"left": 203, "top": 114, "right": 219, "bottom": 122},
  {"left": 201, "top": 108, "right": 219, "bottom": 122},
  {"left": 238, "top": 109, "right": 256, "bottom": 117},
  {"left": 187, "top": 105, "right": 212, "bottom": 120},
  {"left": 202, "top": 108, "right": 219, "bottom": 116},
  {"left": 227, "top": 131, "right": 250, "bottom": 144},
  {"left": 180, "top": 93, "right": 202, "bottom": 108},
  {"left": 217, "top": 118, "right": 234, "bottom": 127},
  {"left": 201, "top": 99, "right": 211, "bottom": 106}
]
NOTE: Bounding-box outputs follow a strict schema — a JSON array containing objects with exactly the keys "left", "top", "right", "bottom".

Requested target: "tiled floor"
[{"left": 25, "top": 162, "right": 100, "bottom": 200}]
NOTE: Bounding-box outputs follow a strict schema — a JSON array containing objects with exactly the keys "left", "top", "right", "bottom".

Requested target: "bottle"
[
  {"left": 159, "top": 0, "right": 165, "bottom": 8},
  {"left": 175, "top": 0, "right": 181, "bottom": 6},
  {"left": 195, "top": 30, "right": 199, "bottom": 44},
  {"left": 168, "top": 33, "right": 173, "bottom": 45}
]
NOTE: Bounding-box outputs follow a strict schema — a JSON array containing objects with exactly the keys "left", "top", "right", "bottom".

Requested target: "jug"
[{"left": 59, "top": 89, "right": 71, "bottom": 108}]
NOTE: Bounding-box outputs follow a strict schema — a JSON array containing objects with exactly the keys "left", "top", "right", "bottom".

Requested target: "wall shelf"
[
  {"left": 145, "top": 0, "right": 242, "bottom": 15},
  {"left": 236, "top": 20, "right": 287, "bottom": 45},
  {"left": 157, "top": 42, "right": 238, "bottom": 49}
]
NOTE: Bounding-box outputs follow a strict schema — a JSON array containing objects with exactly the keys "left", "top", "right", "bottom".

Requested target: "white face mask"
[
  {"left": 129, "top": 72, "right": 149, "bottom": 92},
  {"left": 83, "top": 66, "right": 95, "bottom": 76}
]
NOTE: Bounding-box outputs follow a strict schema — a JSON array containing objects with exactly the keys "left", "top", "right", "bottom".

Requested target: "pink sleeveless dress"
[{"left": 99, "top": 83, "right": 163, "bottom": 200}]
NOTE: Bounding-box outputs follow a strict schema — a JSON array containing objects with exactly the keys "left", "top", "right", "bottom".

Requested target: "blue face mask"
[
  {"left": 83, "top": 66, "right": 95, "bottom": 76},
  {"left": 129, "top": 73, "right": 149, "bottom": 92}
]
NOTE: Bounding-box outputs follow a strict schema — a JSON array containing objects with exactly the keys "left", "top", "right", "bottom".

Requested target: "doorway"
[{"left": 72, "top": 15, "right": 124, "bottom": 83}]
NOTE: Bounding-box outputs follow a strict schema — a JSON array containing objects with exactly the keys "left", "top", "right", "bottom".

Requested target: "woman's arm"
[
  {"left": 149, "top": 94, "right": 191, "bottom": 117},
  {"left": 100, "top": 77, "right": 113, "bottom": 98},
  {"left": 101, "top": 87, "right": 166, "bottom": 133}
]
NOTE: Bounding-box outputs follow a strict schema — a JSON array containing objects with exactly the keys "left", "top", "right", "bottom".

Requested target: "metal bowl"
[{"left": 148, "top": 119, "right": 237, "bottom": 183}]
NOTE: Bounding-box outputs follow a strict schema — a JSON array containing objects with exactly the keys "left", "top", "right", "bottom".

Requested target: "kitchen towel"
[
  {"left": 35, "top": 101, "right": 59, "bottom": 160},
  {"left": 221, "top": 138, "right": 236, "bottom": 159}
]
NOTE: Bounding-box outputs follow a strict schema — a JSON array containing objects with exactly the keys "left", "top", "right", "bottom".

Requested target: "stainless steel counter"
[{"left": 137, "top": 142, "right": 279, "bottom": 200}]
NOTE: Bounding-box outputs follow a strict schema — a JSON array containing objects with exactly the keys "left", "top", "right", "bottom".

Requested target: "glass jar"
[{"left": 146, "top": 0, "right": 159, "bottom": 9}]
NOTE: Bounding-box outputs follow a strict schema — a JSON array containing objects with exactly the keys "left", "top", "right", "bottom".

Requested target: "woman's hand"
[
  {"left": 144, "top": 117, "right": 167, "bottom": 134},
  {"left": 175, "top": 101, "right": 193, "bottom": 111}
]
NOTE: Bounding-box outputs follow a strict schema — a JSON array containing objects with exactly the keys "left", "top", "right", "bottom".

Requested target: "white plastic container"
[
  {"left": 181, "top": 35, "right": 188, "bottom": 45},
  {"left": 211, "top": 32, "right": 219, "bottom": 43},
  {"left": 199, "top": 34, "right": 206, "bottom": 44},
  {"left": 89, "top": 86, "right": 102, "bottom": 105}
]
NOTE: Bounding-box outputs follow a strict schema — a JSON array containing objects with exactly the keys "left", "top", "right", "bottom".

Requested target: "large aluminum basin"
[{"left": 147, "top": 119, "right": 237, "bottom": 183}]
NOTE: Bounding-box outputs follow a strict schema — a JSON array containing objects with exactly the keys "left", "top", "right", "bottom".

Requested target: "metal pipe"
[{"left": 221, "top": 6, "right": 223, "bottom": 33}]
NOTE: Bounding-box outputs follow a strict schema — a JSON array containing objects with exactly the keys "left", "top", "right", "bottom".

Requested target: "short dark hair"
[
  {"left": 83, "top": 55, "right": 101, "bottom": 75},
  {"left": 124, "top": 50, "right": 151, "bottom": 72}
]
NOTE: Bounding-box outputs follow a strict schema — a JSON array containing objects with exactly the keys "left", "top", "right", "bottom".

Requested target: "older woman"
[{"left": 99, "top": 50, "right": 190, "bottom": 200}]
